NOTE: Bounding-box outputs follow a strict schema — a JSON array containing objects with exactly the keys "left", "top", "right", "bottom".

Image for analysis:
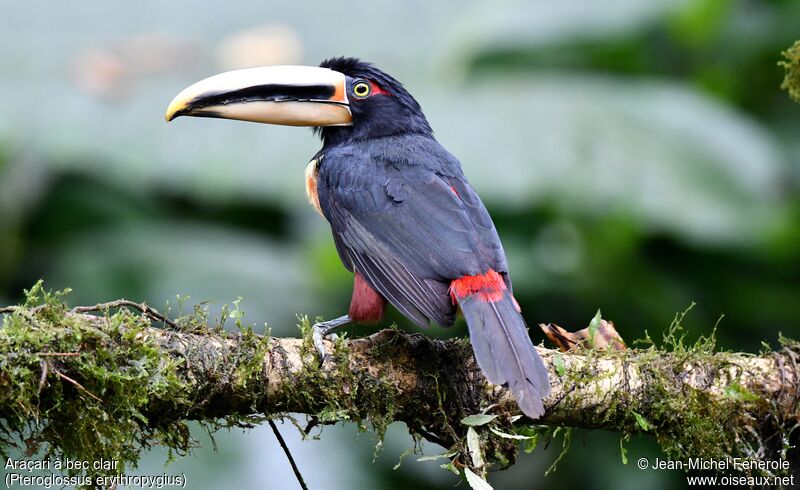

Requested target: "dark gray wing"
[{"left": 317, "top": 138, "right": 508, "bottom": 328}]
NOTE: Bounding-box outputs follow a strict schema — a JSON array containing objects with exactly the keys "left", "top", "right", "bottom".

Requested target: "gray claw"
[
  {"left": 312, "top": 324, "right": 329, "bottom": 363},
  {"left": 310, "top": 315, "right": 351, "bottom": 365}
]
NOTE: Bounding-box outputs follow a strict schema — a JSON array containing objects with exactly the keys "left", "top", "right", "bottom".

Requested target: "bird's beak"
[{"left": 165, "top": 65, "right": 352, "bottom": 126}]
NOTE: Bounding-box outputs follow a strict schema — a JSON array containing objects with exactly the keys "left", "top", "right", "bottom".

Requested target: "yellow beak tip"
[{"left": 165, "top": 98, "right": 189, "bottom": 122}]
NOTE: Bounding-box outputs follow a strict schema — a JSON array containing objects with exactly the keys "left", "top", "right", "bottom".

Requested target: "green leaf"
[
  {"left": 440, "top": 462, "right": 459, "bottom": 476},
  {"left": 464, "top": 468, "right": 493, "bottom": 490},
  {"left": 524, "top": 435, "right": 540, "bottom": 453},
  {"left": 620, "top": 435, "right": 629, "bottom": 465},
  {"left": 516, "top": 426, "right": 543, "bottom": 453},
  {"left": 631, "top": 411, "right": 652, "bottom": 431},
  {"left": 466, "top": 427, "right": 484, "bottom": 468},
  {"left": 553, "top": 353, "right": 566, "bottom": 377},
  {"left": 587, "top": 309, "right": 602, "bottom": 347},
  {"left": 723, "top": 382, "right": 759, "bottom": 402},
  {"left": 461, "top": 414, "right": 497, "bottom": 426},
  {"left": 489, "top": 427, "right": 537, "bottom": 440}
]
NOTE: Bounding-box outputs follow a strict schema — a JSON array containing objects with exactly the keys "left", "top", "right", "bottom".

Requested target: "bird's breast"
[{"left": 305, "top": 157, "right": 324, "bottom": 217}]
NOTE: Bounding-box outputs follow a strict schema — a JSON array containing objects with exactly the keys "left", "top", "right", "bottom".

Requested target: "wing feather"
[{"left": 317, "top": 137, "right": 509, "bottom": 328}]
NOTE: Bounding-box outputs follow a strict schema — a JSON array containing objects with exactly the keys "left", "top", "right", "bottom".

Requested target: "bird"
[{"left": 165, "top": 57, "right": 551, "bottom": 419}]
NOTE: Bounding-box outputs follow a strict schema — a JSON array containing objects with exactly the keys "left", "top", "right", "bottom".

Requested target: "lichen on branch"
[{"left": 1, "top": 284, "right": 799, "bottom": 486}]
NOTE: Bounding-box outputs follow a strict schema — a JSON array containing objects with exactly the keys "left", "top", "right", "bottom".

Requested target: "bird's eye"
[{"left": 353, "top": 81, "right": 371, "bottom": 98}]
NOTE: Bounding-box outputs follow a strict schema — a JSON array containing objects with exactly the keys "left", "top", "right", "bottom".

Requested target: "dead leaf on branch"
[{"left": 540, "top": 318, "right": 626, "bottom": 352}]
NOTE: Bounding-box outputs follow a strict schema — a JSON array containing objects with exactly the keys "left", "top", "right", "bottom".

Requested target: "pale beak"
[{"left": 165, "top": 65, "right": 352, "bottom": 126}]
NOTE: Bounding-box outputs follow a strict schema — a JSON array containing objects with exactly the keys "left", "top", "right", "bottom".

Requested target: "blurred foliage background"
[{"left": 1, "top": 0, "right": 798, "bottom": 488}]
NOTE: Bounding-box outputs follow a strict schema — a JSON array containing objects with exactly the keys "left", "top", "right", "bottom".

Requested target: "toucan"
[{"left": 165, "top": 57, "right": 550, "bottom": 419}]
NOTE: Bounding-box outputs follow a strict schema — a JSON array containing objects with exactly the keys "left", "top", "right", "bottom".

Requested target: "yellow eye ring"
[{"left": 353, "top": 81, "right": 371, "bottom": 98}]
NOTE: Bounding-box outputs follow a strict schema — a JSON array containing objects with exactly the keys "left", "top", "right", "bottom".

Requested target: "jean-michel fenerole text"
[{"left": 650, "top": 457, "right": 789, "bottom": 472}]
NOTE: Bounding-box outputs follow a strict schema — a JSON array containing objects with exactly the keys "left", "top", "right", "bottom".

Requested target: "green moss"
[
  {"left": 780, "top": 40, "right": 800, "bottom": 103},
  {"left": 0, "top": 282, "right": 193, "bottom": 485},
  {"left": 4, "top": 285, "right": 793, "bottom": 484},
  {"left": 619, "top": 309, "right": 787, "bottom": 477},
  {"left": 286, "top": 318, "right": 400, "bottom": 440},
  {"left": 626, "top": 310, "right": 741, "bottom": 463},
  {"left": 500, "top": 307, "right": 791, "bottom": 478},
  {"left": 0, "top": 283, "right": 276, "bottom": 488},
  {"left": 230, "top": 305, "right": 271, "bottom": 401}
]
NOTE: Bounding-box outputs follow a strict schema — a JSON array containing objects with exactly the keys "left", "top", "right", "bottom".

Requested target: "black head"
[{"left": 317, "top": 57, "right": 432, "bottom": 146}]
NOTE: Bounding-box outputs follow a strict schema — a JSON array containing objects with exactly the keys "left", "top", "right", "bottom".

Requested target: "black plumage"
[{"left": 314, "top": 57, "right": 550, "bottom": 418}]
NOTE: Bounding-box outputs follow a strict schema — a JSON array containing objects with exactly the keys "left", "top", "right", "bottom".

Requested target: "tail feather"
[{"left": 458, "top": 292, "right": 550, "bottom": 419}]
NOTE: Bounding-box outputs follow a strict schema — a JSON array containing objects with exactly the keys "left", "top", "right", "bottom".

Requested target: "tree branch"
[{"left": 1, "top": 301, "right": 798, "bottom": 479}]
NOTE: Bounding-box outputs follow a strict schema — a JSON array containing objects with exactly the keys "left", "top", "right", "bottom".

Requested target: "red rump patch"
[
  {"left": 370, "top": 81, "right": 389, "bottom": 96},
  {"left": 450, "top": 269, "right": 507, "bottom": 304}
]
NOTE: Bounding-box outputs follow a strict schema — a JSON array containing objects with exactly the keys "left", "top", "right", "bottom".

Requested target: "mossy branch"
[{"left": 1, "top": 293, "right": 799, "bottom": 483}]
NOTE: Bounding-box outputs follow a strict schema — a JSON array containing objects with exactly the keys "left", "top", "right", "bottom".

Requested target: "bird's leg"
[{"left": 312, "top": 315, "right": 352, "bottom": 363}]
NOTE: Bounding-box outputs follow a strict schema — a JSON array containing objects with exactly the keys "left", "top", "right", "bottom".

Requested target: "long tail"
[{"left": 450, "top": 269, "right": 550, "bottom": 419}]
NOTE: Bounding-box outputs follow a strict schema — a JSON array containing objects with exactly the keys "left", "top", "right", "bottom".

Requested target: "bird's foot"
[{"left": 311, "top": 315, "right": 352, "bottom": 364}]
